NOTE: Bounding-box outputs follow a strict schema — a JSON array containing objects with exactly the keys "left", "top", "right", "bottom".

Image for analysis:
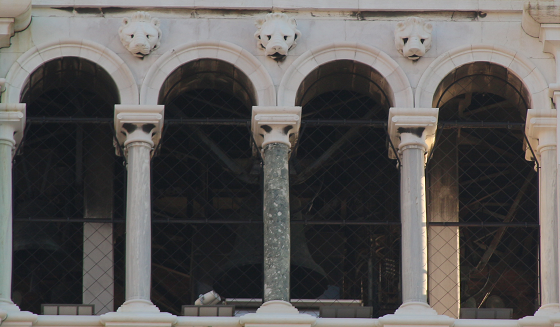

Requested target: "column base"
[
  {"left": 240, "top": 301, "right": 316, "bottom": 327},
  {"left": 535, "top": 303, "right": 560, "bottom": 316},
  {"left": 379, "top": 302, "right": 454, "bottom": 327},
  {"left": 0, "top": 301, "right": 37, "bottom": 327},
  {"left": 0, "top": 300, "right": 21, "bottom": 312},
  {"left": 101, "top": 300, "right": 176, "bottom": 327}
]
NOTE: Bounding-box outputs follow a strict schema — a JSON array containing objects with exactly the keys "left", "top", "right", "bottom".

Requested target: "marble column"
[
  {"left": 113, "top": 105, "right": 164, "bottom": 313},
  {"left": 526, "top": 109, "right": 559, "bottom": 315},
  {"left": 388, "top": 108, "right": 439, "bottom": 314},
  {"left": 251, "top": 106, "right": 301, "bottom": 303},
  {"left": 0, "top": 103, "right": 25, "bottom": 312}
]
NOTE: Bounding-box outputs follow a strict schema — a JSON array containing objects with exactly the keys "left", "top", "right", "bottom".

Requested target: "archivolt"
[{"left": 4, "top": 38, "right": 138, "bottom": 104}]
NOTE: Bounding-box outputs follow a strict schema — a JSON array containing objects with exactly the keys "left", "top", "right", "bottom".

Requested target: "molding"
[
  {"left": 0, "top": 0, "right": 31, "bottom": 33},
  {"left": 140, "top": 40, "right": 275, "bottom": 106},
  {"left": 0, "top": 103, "right": 25, "bottom": 152},
  {"left": 388, "top": 107, "right": 438, "bottom": 161},
  {"left": 114, "top": 105, "right": 164, "bottom": 155},
  {"left": 31, "top": 0, "right": 525, "bottom": 12},
  {"left": 278, "top": 42, "right": 413, "bottom": 108},
  {"left": 525, "top": 109, "right": 556, "bottom": 162},
  {"left": 522, "top": 1, "right": 560, "bottom": 38},
  {"left": 251, "top": 106, "right": 301, "bottom": 155},
  {"left": 0, "top": 18, "right": 14, "bottom": 49},
  {"left": 3, "top": 38, "right": 138, "bottom": 105},
  {"left": 415, "top": 44, "right": 550, "bottom": 110},
  {"left": 240, "top": 301, "right": 315, "bottom": 327}
]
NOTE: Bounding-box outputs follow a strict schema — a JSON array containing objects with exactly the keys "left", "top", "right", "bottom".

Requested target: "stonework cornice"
[
  {"left": 251, "top": 106, "right": 301, "bottom": 156},
  {"left": 114, "top": 105, "right": 164, "bottom": 156},
  {"left": 388, "top": 108, "right": 439, "bottom": 162}
]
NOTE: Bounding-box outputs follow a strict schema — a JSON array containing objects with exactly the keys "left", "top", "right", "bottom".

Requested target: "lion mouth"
[
  {"left": 269, "top": 52, "right": 286, "bottom": 61},
  {"left": 408, "top": 54, "right": 420, "bottom": 60},
  {"left": 136, "top": 52, "right": 147, "bottom": 58}
]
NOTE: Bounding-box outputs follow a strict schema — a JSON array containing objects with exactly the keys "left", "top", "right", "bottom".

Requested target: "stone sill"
[
  {"left": 1, "top": 314, "right": 556, "bottom": 327},
  {"left": 31, "top": 0, "right": 525, "bottom": 13}
]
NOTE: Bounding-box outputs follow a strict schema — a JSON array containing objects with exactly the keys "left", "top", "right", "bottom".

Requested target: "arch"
[
  {"left": 3, "top": 38, "right": 138, "bottom": 105},
  {"left": 141, "top": 41, "right": 275, "bottom": 106},
  {"left": 416, "top": 44, "right": 550, "bottom": 109},
  {"left": 278, "top": 42, "right": 413, "bottom": 108}
]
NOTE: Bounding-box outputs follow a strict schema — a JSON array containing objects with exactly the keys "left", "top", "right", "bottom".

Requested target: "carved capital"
[
  {"left": 251, "top": 106, "right": 301, "bottom": 156},
  {"left": 0, "top": 103, "right": 25, "bottom": 152},
  {"left": 388, "top": 108, "right": 439, "bottom": 162},
  {"left": 114, "top": 105, "right": 164, "bottom": 156},
  {"left": 525, "top": 109, "right": 557, "bottom": 163}
]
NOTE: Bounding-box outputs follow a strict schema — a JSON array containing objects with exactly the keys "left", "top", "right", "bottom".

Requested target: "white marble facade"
[{"left": 1, "top": 1, "right": 560, "bottom": 327}]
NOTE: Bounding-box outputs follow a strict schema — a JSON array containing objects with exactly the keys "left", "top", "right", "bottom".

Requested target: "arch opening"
[
  {"left": 287, "top": 60, "right": 401, "bottom": 314},
  {"left": 427, "top": 62, "right": 538, "bottom": 319},
  {"left": 13, "top": 57, "right": 125, "bottom": 315}
]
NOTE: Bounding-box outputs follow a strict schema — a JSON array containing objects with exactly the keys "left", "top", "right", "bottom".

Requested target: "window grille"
[
  {"left": 13, "top": 57, "right": 125, "bottom": 314},
  {"left": 427, "top": 69, "right": 539, "bottom": 319},
  {"left": 152, "top": 88, "right": 401, "bottom": 316}
]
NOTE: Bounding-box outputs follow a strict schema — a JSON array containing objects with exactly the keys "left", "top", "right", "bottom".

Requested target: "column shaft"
[
  {"left": 400, "top": 144, "right": 428, "bottom": 304},
  {"left": 125, "top": 142, "right": 153, "bottom": 302},
  {"left": 0, "top": 139, "right": 13, "bottom": 306},
  {"left": 263, "top": 143, "right": 291, "bottom": 302},
  {"left": 540, "top": 146, "right": 558, "bottom": 305}
]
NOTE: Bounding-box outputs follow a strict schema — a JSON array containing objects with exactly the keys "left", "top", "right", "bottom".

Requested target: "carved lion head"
[
  {"left": 395, "top": 17, "right": 433, "bottom": 61},
  {"left": 119, "top": 11, "right": 162, "bottom": 59},
  {"left": 254, "top": 13, "right": 301, "bottom": 61}
]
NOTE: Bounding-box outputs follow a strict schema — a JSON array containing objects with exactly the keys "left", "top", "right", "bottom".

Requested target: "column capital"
[
  {"left": 114, "top": 105, "right": 164, "bottom": 156},
  {"left": 251, "top": 106, "right": 301, "bottom": 156},
  {"left": 0, "top": 103, "right": 25, "bottom": 151},
  {"left": 525, "top": 109, "right": 557, "bottom": 162},
  {"left": 388, "top": 108, "right": 439, "bottom": 161}
]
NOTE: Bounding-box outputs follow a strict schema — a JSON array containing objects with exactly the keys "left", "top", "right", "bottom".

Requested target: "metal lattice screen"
[
  {"left": 12, "top": 57, "right": 126, "bottom": 314},
  {"left": 151, "top": 88, "right": 401, "bottom": 316},
  {"left": 427, "top": 71, "right": 539, "bottom": 319}
]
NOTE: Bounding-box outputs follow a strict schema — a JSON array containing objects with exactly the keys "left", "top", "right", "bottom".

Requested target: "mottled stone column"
[
  {"left": 252, "top": 106, "right": 301, "bottom": 303},
  {"left": 526, "top": 109, "right": 559, "bottom": 315},
  {"left": 388, "top": 108, "right": 439, "bottom": 314},
  {"left": 0, "top": 104, "right": 25, "bottom": 312},
  {"left": 113, "top": 105, "right": 164, "bottom": 313}
]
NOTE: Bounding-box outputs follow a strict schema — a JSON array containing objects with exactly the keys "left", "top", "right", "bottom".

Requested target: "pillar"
[
  {"left": 526, "top": 109, "right": 559, "bottom": 315},
  {"left": 113, "top": 105, "right": 164, "bottom": 313},
  {"left": 387, "top": 107, "right": 439, "bottom": 314},
  {"left": 0, "top": 103, "right": 25, "bottom": 312},
  {"left": 251, "top": 106, "right": 301, "bottom": 303}
]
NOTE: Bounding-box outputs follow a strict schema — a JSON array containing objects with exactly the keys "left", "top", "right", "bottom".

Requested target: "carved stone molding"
[
  {"left": 254, "top": 13, "right": 301, "bottom": 61},
  {"left": 251, "top": 106, "right": 301, "bottom": 156},
  {"left": 0, "top": 103, "right": 25, "bottom": 153},
  {"left": 394, "top": 17, "right": 432, "bottom": 61},
  {"left": 119, "top": 11, "right": 162, "bottom": 58},
  {"left": 525, "top": 109, "right": 556, "bottom": 162},
  {"left": 0, "top": 0, "right": 31, "bottom": 49},
  {"left": 388, "top": 108, "right": 439, "bottom": 162},
  {"left": 114, "top": 105, "right": 164, "bottom": 156}
]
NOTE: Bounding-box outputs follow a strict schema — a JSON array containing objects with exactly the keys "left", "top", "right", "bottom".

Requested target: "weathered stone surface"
[{"left": 263, "top": 142, "right": 291, "bottom": 302}]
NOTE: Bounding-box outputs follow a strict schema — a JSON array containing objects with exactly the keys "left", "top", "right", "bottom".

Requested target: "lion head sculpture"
[
  {"left": 254, "top": 13, "right": 301, "bottom": 61},
  {"left": 394, "top": 17, "right": 432, "bottom": 61},
  {"left": 119, "top": 11, "right": 162, "bottom": 59}
]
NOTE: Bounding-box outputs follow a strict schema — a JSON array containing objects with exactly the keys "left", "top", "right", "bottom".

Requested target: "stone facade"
[{"left": 1, "top": 1, "right": 560, "bottom": 327}]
